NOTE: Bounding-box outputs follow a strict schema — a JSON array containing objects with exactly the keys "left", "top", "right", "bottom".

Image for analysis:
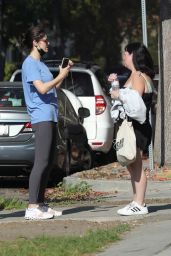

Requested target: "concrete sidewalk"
[
  {"left": 0, "top": 176, "right": 171, "bottom": 255},
  {"left": 64, "top": 176, "right": 171, "bottom": 255},
  {"left": 97, "top": 217, "right": 171, "bottom": 256},
  {"left": 1, "top": 177, "right": 171, "bottom": 222},
  {"left": 64, "top": 176, "right": 171, "bottom": 200}
]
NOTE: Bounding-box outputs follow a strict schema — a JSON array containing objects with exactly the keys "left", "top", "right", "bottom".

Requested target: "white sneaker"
[
  {"left": 117, "top": 201, "right": 148, "bottom": 216},
  {"left": 41, "top": 204, "right": 62, "bottom": 217},
  {"left": 117, "top": 201, "right": 134, "bottom": 215},
  {"left": 25, "top": 207, "right": 54, "bottom": 220}
]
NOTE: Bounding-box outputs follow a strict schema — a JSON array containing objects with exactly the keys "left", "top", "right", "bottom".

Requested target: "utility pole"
[
  {"left": 141, "top": 0, "right": 154, "bottom": 171},
  {"left": 141, "top": 0, "right": 148, "bottom": 47}
]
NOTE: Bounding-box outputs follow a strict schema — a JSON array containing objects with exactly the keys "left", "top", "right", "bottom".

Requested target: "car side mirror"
[{"left": 78, "top": 107, "right": 90, "bottom": 118}]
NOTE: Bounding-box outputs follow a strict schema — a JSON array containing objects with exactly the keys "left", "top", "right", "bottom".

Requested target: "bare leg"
[{"left": 127, "top": 148, "right": 147, "bottom": 206}]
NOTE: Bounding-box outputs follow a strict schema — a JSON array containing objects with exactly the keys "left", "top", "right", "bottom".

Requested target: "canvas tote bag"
[{"left": 115, "top": 119, "right": 136, "bottom": 166}]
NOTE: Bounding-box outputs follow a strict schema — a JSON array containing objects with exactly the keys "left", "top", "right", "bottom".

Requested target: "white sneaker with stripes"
[{"left": 117, "top": 201, "right": 148, "bottom": 216}]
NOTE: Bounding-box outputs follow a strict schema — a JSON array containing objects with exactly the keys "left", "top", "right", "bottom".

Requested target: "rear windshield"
[
  {"left": 0, "top": 87, "right": 78, "bottom": 124},
  {"left": 51, "top": 71, "right": 94, "bottom": 96},
  {"left": 94, "top": 69, "right": 109, "bottom": 95},
  {"left": 57, "top": 89, "right": 78, "bottom": 123},
  {"left": 0, "top": 87, "right": 26, "bottom": 107},
  {"left": 11, "top": 69, "right": 94, "bottom": 96}
]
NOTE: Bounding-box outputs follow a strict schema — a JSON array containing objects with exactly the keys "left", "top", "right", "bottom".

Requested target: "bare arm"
[
  {"left": 131, "top": 72, "right": 145, "bottom": 96},
  {"left": 33, "top": 66, "right": 70, "bottom": 94},
  {"left": 110, "top": 72, "right": 146, "bottom": 100}
]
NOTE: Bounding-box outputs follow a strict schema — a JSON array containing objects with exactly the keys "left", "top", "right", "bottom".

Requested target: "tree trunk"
[
  {"left": 154, "top": 0, "right": 171, "bottom": 166},
  {"left": 162, "top": 20, "right": 171, "bottom": 166}
]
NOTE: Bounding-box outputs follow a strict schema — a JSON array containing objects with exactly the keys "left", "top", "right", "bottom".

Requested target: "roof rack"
[
  {"left": 44, "top": 59, "right": 99, "bottom": 69},
  {"left": 44, "top": 59, "right": 62, "bottom": 67}
]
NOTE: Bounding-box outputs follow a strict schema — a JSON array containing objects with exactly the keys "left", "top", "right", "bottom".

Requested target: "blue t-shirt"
[{"left": 22, "top": 56, "right": 58, "bottom": 124}]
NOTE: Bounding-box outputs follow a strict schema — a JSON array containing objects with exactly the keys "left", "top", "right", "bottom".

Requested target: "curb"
[
  {"left": 63, "top": 176, "right": 130, "bottom": 192},
  {"left": 63, "top": 176, "right": 171, "bottom": 200}
]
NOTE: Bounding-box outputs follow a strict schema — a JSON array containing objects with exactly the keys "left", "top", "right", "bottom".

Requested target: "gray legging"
[{"left": 29, "top": 121, "right": 57, "bottom": 204}]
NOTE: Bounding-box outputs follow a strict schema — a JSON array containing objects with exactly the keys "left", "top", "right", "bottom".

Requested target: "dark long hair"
[
  {"left": 22, "top": 25, "right": 46, "bottom": 50},
  {"left": 125, "top": 42, "right": 155, "bottom": 79}
]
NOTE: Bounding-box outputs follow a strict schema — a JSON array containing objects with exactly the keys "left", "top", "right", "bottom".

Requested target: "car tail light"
[
  {"left": 91, "top": 142, "right": 103, "bottom": 146},
  {"left": 1, "top": 96, "right": 9, "bottom": 101},
  {"left": 22, "top": 122, "right": 32, "bottom": 132},
  {"left": 95, "top": 95, "right": 106, "bottom": 115}
]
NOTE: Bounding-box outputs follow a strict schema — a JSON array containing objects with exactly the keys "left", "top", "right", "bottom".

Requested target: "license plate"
[{"left": 0, "top": 125, "right": 9, "bottom": 136}]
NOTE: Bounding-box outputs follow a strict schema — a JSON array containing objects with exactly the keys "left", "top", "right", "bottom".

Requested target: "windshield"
[
  {"left": 0, "top": 87, "right": 26, "bottom": 107},
  {"left": 51, "top": 71, "right": 94, "bottom": 97}
]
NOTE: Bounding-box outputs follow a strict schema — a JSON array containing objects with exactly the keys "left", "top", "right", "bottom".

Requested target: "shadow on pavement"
[
  {"left": 148, "top": 204, "right": 171, "bottom": 213},
  {"left": 90, "top": 205, "right": 118, "bottom": 212},
  {"left": 0, "top": 210, "right": 25, "bottom": 219},
  {"left": 62, "top": 206, "right": 95, "bottom": 215},
  {"left": 62, "top": 204, "right": 117, "bottom": 215}
]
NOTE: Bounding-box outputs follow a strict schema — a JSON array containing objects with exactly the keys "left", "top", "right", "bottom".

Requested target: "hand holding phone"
[{"left": 61, "top": 57, "right": 70, "bottom": 68}]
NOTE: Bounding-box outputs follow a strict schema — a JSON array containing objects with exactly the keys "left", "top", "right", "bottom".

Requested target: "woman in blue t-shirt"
[{"left": 22, "top": 25, "right": 72, "bottom": 220}]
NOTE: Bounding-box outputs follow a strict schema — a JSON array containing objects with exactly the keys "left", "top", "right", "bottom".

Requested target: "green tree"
[
  {"left": 0, "top": 0, "right": 159, "bottom": 79},
  {"left": 0, "top": 0, "right": 52, "bottom": 79},
  {"left": 0, "top": 0, "right": 5, "bottom": 80},
  {"left": 59, "top": 0, "right": 159, "bottom": 70}
]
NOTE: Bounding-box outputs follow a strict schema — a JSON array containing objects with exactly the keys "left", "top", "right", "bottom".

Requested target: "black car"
[{"left": 0, "top": 82, "right": 93, "bottom": 179}]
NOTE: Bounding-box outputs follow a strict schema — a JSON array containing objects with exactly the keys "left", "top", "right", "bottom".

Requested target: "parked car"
[
  {"left": 10, "top": 61, "right": 114, "bottom": 154},
  {"left": 0, "top": 81, "right": 93, "bottom": 178}
]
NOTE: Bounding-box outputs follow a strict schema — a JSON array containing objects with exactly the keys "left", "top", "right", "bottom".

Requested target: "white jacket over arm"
[{"left": 110, "top": 88, "right": 146, "bottom": 124}]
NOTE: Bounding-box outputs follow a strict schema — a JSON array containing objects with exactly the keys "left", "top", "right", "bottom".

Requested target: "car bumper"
[
  {"left": 0, "top": 142, "right": 35, "bottom": 167},
  {"left": 88, "top": 127, "right": 114, "bottom": 153}
]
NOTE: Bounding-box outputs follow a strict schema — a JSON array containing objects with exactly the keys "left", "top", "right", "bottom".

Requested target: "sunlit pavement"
[{"left": 1, "top": 164, "right": 171, "bottom": 255}]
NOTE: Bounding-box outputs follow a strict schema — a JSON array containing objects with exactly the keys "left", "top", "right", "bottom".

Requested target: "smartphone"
[{"left": 61, "top": 57, "right": 69, "bottom": 68}]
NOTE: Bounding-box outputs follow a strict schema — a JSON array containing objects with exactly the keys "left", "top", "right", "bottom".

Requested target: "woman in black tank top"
[{"left": 108, "top": 42, "right": 155, "bottom": 216}]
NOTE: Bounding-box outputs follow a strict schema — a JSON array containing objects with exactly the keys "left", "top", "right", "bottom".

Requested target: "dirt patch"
[
  {"left": 0, "top": 219, "right": 124, "bottom": 241},
  {"left": 1, "top": 211, "right": 171, "bottom": 242},
  {"left": 72, "top": 162, "right": 131, "bottom": 180},
  {"left": 72, "top": 161, "right": 171, "bottom": 181}
]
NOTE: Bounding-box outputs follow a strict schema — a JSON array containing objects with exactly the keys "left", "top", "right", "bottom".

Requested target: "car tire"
[
  {"left": 80, "top": 145, "right": 94, "bottom": 171},
  {"left": 50, "top": 140, "right": 71, "bottom": 184},
  {"left": 63, "top": 139, "right": 71, "bottom": 176},
  {"left": 94, "top": 146, "right": 116, "bottom": 166}
]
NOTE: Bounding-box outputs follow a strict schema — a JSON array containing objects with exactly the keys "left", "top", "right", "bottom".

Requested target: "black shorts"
[{"left": 132, "top": 120, "right": 152, "bottom": 151}]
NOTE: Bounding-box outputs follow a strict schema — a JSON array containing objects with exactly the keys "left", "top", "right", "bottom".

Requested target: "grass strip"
[
  {"left": 0, "top": 196, "right": 26, "bottom": 210},
  {"left": 0, "top": 223, "right": 130, "bottom": 256}
]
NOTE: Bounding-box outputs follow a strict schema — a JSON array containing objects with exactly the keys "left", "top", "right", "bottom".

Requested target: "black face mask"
[{"left": 36, "top": 47, "right": 46, "bottom": 57}]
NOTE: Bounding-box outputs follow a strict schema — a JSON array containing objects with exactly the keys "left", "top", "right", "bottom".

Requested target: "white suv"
[{"left": 10, "top": 61, "right": 114, "bottom": 154}]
